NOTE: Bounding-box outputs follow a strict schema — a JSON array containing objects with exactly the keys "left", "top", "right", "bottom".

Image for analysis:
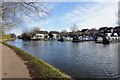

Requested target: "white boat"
[{"left": 95, "top": 37, "right": 103, "bottom": 43}]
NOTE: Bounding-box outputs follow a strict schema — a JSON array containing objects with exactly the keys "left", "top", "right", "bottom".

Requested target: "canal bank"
[
  {"left": 2, "top": 42, "right": 72, "bottom": 79},
  {"left": 2, "top": 43, "right": 31, "bottom": 78},
  {"left": 7, "top": 39, "right": 119, "bottom": 79}
]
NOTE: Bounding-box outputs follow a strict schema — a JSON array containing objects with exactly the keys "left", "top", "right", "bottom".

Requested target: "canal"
[{"left": 8, "top": 39, "right": 119, "bottom": 79}]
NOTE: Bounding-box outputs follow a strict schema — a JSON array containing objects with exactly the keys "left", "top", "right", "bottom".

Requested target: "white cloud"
[{"left": 60, "top": 2, "right": 118, "bottom": 30}]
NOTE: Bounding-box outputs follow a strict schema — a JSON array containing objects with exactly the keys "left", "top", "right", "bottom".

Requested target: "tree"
[
  {"left": 20, "top": 32, "right": 34, "bottom": 40},
  {"left": 48, "top": 32, "right": 53, "bottom": 39},
  {"left": 0, "top": 1, "right": 50, "bottom": 32},
  {"left": 60, "top": 29, "right": 67, "bottom": 37},
  {"left": 19, "top": 26, "right": 41, "bottom": 40},
  {"left": 32, "top": 26, "right": 40, "bottom": 33},
  {"left": 10, "top": 33, "right": 16, "bottom": 38},
  {"left": 70, "top": 24, "right": 78, "bottom": 32},
  {"left": 61, "top": 29, "right": 67, "bottom": 33}
]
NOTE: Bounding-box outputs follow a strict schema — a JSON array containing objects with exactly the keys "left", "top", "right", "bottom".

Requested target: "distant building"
[
  {"left": 67, "top": 32, "right": 74, "bottom": 37},
  {"left": 60, "top": 32, "right": 68, "bottom": 37},
  {"left": 81, "top": 29, "right": 89, "bottom": 36},
  {"left": 106, "top": 27, "right": 113, "bottom": 33},
  {"left": 98, "top": 27, "right": 108, "bottom": 37},
  {"left": 81, "top": 29, "right": 89, "bottom": 32},
  {"left": 98, "top": 27, "right": 108, "bottom": 33},
  {"left": 75, "top": 30, "right": 82, "bottom": 36},
  {"left": 32, "top": 31, "right": 48, "bottom": 40},
  {"left": 113, "top": 26, "right": 120, "bottom": 36},
  {"left": 49, "top": 31, "right": 59, "bottom": 38},
  {"left": 98, "top": 26, "right": 120, "bottom": 41},
  {"left": 87, "top": 28, "right": 98, "bottom": 37}
]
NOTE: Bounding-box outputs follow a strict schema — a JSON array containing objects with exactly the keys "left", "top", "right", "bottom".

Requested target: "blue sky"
[{"left": 10, "top": 2, "right": 118, "bottom": 35}]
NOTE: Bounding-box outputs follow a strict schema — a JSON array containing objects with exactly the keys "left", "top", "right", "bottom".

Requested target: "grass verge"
[
  {"left": 0, "top": 35, "right": 10, "bottom": 40},
  {"left": 0, "top": 35, "right": 15, "bottom": 42},
  {"left": 2, "top": 42, "right": 73, "bottom": 80}
]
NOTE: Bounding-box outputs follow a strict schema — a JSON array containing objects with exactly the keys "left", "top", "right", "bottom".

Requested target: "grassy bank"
[
  {"left": 0, "top": 35, "right": 15, "bottom": 42},
  {"left": 0, "top": 35, "right": 10, "bottom": 40},
  {"left": 2, "top": 42, "right": 72, "bottom": 80}
]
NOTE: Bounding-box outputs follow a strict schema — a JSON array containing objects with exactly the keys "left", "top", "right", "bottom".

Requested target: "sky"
[{"left": 10, "top": 1, "right": 119, "bottom": 35}]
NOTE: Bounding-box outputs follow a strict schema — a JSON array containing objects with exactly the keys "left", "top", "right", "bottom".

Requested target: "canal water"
[{"left": 8, "top": 39, "right": 119, "bottom": 79}]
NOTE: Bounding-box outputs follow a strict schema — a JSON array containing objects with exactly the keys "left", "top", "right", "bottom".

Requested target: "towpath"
[{"left": 1, "top": 43, "right": 31, "bottom": 78}]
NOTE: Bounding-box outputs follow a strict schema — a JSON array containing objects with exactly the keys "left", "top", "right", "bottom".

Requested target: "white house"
[
  {"left": 106, "top": 27, "right": 120, "bottom": 41},
  {"left": 31, "top": 31, "right": 48, "bottom": 40},
  {"left": 49, "top": 31, "right": 59, "bottom": 39}
]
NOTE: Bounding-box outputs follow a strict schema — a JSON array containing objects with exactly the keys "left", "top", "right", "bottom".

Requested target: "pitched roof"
[
  {"left": 106, "top": 27, "right": 113, "bottom": 33},
  {"left": 81, "top": 29, "right": 89, "bottom": 32},
  {"left": 98, "top": 27, "right": 107, "bottom": 30},
  {"left": 98, "top": 27, "right": 108, "bottom": 33},
  {"left": 37, "top": 31, "right": 48, "bottom": 34},
  {"left": 113, "top": 26, "right": 120, "bottom": 32},
  {"left": 113, "top": 26, "right": 120, "bottom": 30},
  {"left": 50, "top": 31, "right": 59, "bottom": 34}
]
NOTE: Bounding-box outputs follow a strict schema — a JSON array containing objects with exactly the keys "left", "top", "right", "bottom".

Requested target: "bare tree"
[
  {"left": 61, "top": 29, "right": 67, "bottom": 33},
  {"left": 32, "top": 26, "right": 40, "bottom": 33},
  {"left": 60, "top": 29, "right": 67, "bottom": 37},
  {"left": 0, "top": 1, "right": 50, "bottom": 32},
  {"left": 70, "top": 24, "right": 78, "bottom": 32}
]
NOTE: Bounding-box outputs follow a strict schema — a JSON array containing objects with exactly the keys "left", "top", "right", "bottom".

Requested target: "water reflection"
[{"left": 8, "top": 39, "right": 119, "bottom": 78}]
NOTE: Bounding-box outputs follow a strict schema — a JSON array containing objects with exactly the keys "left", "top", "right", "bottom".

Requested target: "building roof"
[
  {"left": 87, "top": 28, "right": 98, "bottom": 33},
  {"left": 37, "top": 31, "right": 48, "bottom": 34},
  {"left": 98, "top": 27, "right": 107, "bottom": 30},
  {"left": 107, "top": 27, "right": 113, "bottom": 30},
  {"left": 106, "top": 27, "right": 113, "bottom": 33},
  {"left": 81, "top": 29, "right": 89, "bottom": 32},
  {"left": 50, "top": 31, "right": 59, "bottom": 34},
  {"left": 113, "top": 26, "right": 120, "bottom": 32},
  {"left": 98, "top": 27, "right": 108, "bottom": 33},
  {"left": 113, "top": 26, "right": 120, "bottom": 30}
]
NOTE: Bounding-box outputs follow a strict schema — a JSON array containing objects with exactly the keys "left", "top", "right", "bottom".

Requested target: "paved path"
[{"left": 2, "top": 43, "right": 31, "bottom": 78}]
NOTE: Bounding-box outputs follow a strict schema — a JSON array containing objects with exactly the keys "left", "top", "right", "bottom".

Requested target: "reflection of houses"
[
  {"left": 49, "top": 31, "right": 59, "bottom": 39},
  {"left": 32, "top": 31, "right": 48, "bottom": 40}
]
